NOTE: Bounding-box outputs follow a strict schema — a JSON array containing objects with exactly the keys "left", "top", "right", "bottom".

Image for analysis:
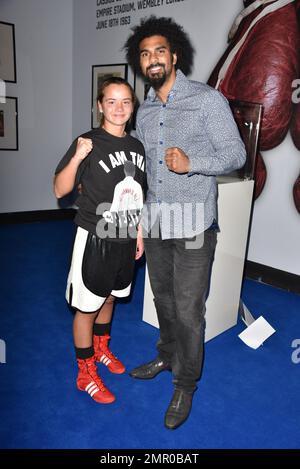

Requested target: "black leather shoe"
[
  {"left": 129, "top": 356, "right": 171, "bottom": 379},
  {"left": 164, "top": 389, "right": 193, "bottom": 430}
]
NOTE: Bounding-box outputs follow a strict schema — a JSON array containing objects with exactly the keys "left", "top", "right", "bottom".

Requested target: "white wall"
[
  {"left": 0, "top": 0, "right": 73, "bottom": 212},
  {"left": 248, "top": 136, "right": 300, "bottom": 274}
]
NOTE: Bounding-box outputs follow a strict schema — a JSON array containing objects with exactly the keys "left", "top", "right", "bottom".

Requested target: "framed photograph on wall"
[
  {"left": 0, "top": 97, "right": 18, "bottom": 150},
  {"left": 134, "top": 73, "right": 150, "bottom": 105},
  {"left": 91, "top": 63, "right": 128, "bottom": 129},
  {"left": 132, "top": 72, "right": 150, "bottom": 129},
  {"left": 0, "top": 22, "right": 17, "bottom": 83}
]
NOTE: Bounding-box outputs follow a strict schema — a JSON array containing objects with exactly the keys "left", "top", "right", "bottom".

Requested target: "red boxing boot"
[
  {"left": 76, "top": 356, "right": 115, "bottom": 404},
  {"left": 93, "top": 334, "right": 125, "bottom": 374}
]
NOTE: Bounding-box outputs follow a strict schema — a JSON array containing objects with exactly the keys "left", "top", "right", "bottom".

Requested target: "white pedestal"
[{"left": 142, "top": 178, "right": 254, "bottom": 342}]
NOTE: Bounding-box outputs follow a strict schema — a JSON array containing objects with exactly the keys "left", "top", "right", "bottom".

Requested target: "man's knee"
[
  {"left": 176, "top": 296, "right": 206, "bottom": 326},
  {"left": 154, "top": 294, "right": 174, "bottom": 307}
]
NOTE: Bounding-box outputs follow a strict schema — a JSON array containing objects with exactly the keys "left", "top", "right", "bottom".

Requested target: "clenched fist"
[
  {"left": 165, "top": 147, "right": 190, "bottom": 174},
  {"left": 75, "top": 137, "right": 93, "bottom": 161}
]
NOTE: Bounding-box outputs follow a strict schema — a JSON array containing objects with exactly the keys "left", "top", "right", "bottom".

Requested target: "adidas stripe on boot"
[
  {"left": 76, "top": 355, "right": 115, "bottom": 404},
  {"left": 93, "top": 334, "right": 125, "bottom": 374}
]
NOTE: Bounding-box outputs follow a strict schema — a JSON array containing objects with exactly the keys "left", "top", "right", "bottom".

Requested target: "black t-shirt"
[{"left": 55, "top": 127, "right": 146, "bottom": 241}]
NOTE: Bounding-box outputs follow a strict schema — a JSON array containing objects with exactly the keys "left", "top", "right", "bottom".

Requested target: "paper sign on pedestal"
[{"left": 238, "top": 316, "right": 275, "bottom": 349}]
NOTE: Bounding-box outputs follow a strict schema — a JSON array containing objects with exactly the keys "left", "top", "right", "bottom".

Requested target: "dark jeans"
[{"left": 144, "top": 229, "right": 217, "bottom": 392}]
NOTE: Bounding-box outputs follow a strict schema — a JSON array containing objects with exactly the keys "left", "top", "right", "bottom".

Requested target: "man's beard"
[{"left": 146, "top": 64, "right": 168, "bottom": 90}]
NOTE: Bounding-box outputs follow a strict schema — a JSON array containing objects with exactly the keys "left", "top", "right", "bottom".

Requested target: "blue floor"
[{"left": 0, "top": 220, "right": 299, "bottom": 449}]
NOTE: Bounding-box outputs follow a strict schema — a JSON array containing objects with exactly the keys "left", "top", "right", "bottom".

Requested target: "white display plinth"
[{"left": 142, "top": 178, "right": 254, "bottom": 342}]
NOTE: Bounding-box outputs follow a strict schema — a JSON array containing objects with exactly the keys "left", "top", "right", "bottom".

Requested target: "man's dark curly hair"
[{"left": 124, "top": 16, "right": 194, "bottom": 76}]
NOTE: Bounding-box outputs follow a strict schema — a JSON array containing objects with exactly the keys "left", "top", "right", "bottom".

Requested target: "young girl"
[{"left": 54, "top": 77, "right": 145, "bottom": 404}]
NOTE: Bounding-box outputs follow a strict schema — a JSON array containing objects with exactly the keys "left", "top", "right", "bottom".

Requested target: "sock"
[
  {"left": 75, "top": 345, "right": 94, "bottom": 360},
  {"left": 93, "top": 322, "right": 111, "bottom": 336}
]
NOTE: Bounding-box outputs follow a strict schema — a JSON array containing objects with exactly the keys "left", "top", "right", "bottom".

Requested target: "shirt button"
[
  {"left": 159, "top": 160, "right": 163, "bottom": 164},
  {"left": 158, "top": 180, "right": 162, "bottom": 183},
  {"left": 160, "top": 122, "right": 163, "bottom": 126},
  {"left": 162, "top": 104, "right": 166, "bottom": 108},
  {"left": 159, "top": 141, "right": 163, "bottom": 145}
]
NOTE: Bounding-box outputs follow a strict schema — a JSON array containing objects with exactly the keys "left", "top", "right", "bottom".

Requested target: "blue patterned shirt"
[{"left": 136, "top": 70, "right": 246, "bottom": 239}]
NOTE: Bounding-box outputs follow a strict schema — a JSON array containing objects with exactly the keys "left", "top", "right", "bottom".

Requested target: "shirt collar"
[{"left": 147, "top": 69, "right": 188, "bottom": 102}]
